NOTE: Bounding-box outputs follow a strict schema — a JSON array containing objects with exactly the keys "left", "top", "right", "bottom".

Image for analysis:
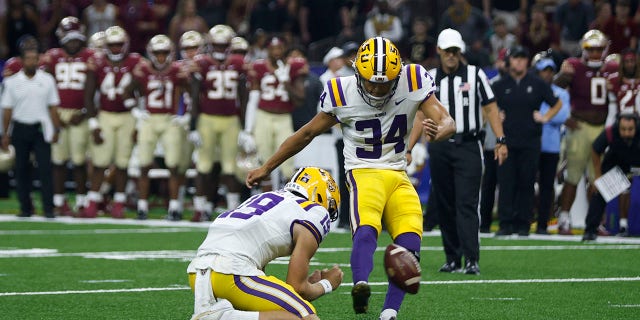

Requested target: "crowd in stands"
[{"left": 0, "top": 0, "right": 638, "bottom": 238}]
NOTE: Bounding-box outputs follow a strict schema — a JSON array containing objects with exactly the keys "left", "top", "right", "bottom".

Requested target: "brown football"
[{"left": 383, "top": 244, "right": 421, "bottom": 294}]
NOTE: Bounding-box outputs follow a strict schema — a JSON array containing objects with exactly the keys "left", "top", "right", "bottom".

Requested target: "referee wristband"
[{"left": 318, "top": 279, "right": 332, "bottom": 294}]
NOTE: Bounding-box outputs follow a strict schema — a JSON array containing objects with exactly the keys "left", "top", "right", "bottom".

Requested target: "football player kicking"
[
  {"left": 247, "top": 37, "right": 455, "bottom": 319},
  {"left": 126, "top": 35, "right": 190, "bottom": 220},
  {"left": 82, "top": 26, "right": 142, "bottom": 218},
  {"left": 187, "top": 167, "right": 343, "bottom": 320},
  {"left": 41, "top": 17, "right": 95, "bottom": 216}
]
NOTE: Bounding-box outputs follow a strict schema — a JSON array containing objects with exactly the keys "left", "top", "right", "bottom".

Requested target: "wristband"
[
  {"left": 406, "top": 149, "right": 412, "bottom": 154},
  {"left": 318, "top": 279, "right": 332, "bottom": 294},
  {"left": 88, "top": 117, "right": 99, "bottom": 131}
]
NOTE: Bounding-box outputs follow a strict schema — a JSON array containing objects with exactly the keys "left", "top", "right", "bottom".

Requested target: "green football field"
[{"left": 1, "top": 215, "right": 639, "bottom": 320}]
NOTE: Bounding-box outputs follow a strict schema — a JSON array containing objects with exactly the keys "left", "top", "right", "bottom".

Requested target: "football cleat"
[
  {"left": 463, "top": 261, "right": 480, "bottom": 275},
  {"left": 55, "top": 201, "right": 74, "bottom": 217},
  {"left": 111, "top": 202, "right": 126, "bottom": 219},
  {"left": 167, "top": 210, "right": 183, "bottom": 221},
  {"left": 79, "top": 201, "right": 99, "bottom": 218},
  {"left": 136, "top": 210, "right": 148, "bottom": 220},
  {"left": 190, "top": 211, "right": 204, "bottom": 222},
  {"left": 284, "top": 167, "right": 340, "bottom": 221},
  {"left": 351, "top": 282, "right": 371, "bottom": 314},
  {"left": 438, "top": 261, "right": 462, "bottom": 273},
  {"left": 353, "top": 37, "right": 402, "bottom": 108},
  {"left": 582, "top": 232, "right": 597, "bottom": 241}
]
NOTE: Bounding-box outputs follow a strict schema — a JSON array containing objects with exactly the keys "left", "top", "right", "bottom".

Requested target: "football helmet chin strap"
[{"left": 244, "top": 90, "right": 260, "bottom": 133}]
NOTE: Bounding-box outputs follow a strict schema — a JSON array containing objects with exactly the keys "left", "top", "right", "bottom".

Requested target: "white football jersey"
[
  {"left": 319, "top": 64, "right": 435, "bottom": 171},
  {"left": 187, "top": 190, "right": 331, "bottom": 276}
]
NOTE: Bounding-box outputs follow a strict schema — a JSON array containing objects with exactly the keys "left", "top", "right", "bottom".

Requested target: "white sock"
[
  {"left": 225, "top": 193, "right": 240, "bottom": 210},
  {"left": 620, "top": 218, "right": 628, "bottom": 229},
  {"left": 87, "top": 191, "right": 103, "bottom": 203},
  {"left": 559, "top": 211, "right": 570, "bottom": 225},
  {"left": 178, "top": 185, "right": 186, "bottom": 206},
  {"left": 138, "top": 199, "right": 148, "bottom": 212},
  {"left": 113, "top": 192, "right": 127, "bottom": 203},
  {"left": 194, "top": 196, "right": 207, "bottom": 212},
  {"left": 169, "top": 199, "right": 181, "bottom": 212},
  {"left": 99, "top": 182, "right": 111, "bottom": 194},
  {"left": 75, "top": 194, "right": 86, "bottom": 208},
  {"left": 54, "top": 194, "right": 65, "bottom": 207}
]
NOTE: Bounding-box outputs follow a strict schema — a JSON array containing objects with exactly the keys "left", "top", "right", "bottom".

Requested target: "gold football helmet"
[
  {"left": 285, "top": 167, "right": 340, "bottom": 221},
  {"left": 353, "top": 37, "right": 402, "bottom": 108},
  {"left": 104, "top": 26, "right": 129, "bottom": 62},
  {"left": 581, "top": 30, "right": 609, "bottom": 68}
]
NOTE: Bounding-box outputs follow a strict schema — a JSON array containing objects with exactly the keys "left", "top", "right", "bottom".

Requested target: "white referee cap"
[
  {"left": 437, "top": 28, "right": 466, "bottom": 53},
  {"left": 323, "top": 47, "right": 344, "bottom": 66}
]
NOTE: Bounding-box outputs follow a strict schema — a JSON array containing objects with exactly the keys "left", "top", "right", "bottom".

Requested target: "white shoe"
[
  {"left": 191, "top": 299, "right": 234, "bottom": 320},
  {"left": 380, "top": 308, "right": 398, "bottom": 320}
]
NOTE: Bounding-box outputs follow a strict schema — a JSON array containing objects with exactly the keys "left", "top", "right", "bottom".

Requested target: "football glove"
[
  {"left": 188, "top": 130, "right": 202, "bottom": 147},
  {"left": 274, "top": 60, "right": 290, "bottom": 83},
  {"left": 237, "top": 131, "right": 256, "bottom": 153}
]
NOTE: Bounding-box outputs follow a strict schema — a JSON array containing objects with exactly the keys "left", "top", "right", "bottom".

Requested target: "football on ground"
[{"left": 384, "top": 244, "right": 421, "bottom": 294}]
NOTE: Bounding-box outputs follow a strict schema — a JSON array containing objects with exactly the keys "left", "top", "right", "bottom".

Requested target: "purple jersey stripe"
[
  {"left": 301, "top": 202, "right": 321, "bottom": 211},
  {"left": 328, "top": 79, "right": 338, "bottom": 107},
  {"left": 347, "top": 170, "right": 360, "bottom": 227},
  {"left": 415, "top": 65, "right": 423, "bottom": 89},
  {"left": 336, "top": 78, "right": 346, "bottom": 105},
  {"left": 233, "top": 275, "right": 303, "bottom": 316},
  {"left": 295, "top": 220, "right": 322, "bottom": 244},
  {"left": 406, "top": 65, "right": 415, "bottom": 92}
]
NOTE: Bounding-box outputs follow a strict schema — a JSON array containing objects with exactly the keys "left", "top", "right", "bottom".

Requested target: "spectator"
[
  {"left": 246, "top": 36, "right": 455, "bottom": 319},
  {"left": 553, "top": 29, "right": 618, "bottom": 234},
  {"left": 1, "top": 44, "right": 62, "bottom": 218},
  {"left": 492, "top": 45, "right": 562, "bottom": 236},
  {"left": 439, "top": 0, "right": 489, "bottom": 54},
  {"left": 400, "top": 17, "right": 437, "bottom": 68},
  {"left": 520, "top": 4, "right": 560, "bottom": 60},
  {"left": 168, "top": 0, "right": 209, "bottom": 49},
  {"left": 364, "top": 0, "right": 404, "bottom": 43},
  {"left": 39, "top": 0, "right": 79, "bottom": 50},
  {"left": 187, "top": 167, "right": 343, "bottom": 319},
  {"left": 119, "top": 0, "right": 160, "bottom": 54},
  {"left": 428, "top": 29, "right": 506, "bottom": 275},
  {"left": 489, "top": 16, "right": 517, "bottom": 64},
  {"left": 482, "top": 0, "right": 528, "bottom": 33},
  {"left": 319, "top": 47, "right": 345, "bottom": 84},
  {"left": 532, "top": 54, "right": 570, "bottom": 234},
  {"left": 589, "top": 0, "right": 612, "bottom": 31},
  {"left": 196, "top": 0, "right": 229, "bottom": 27},
  {"left": 83, "top": 0, "right": 118, "bottom": 37},
  {"left": 289, "top": 46, "right": 321, "bottom": 131},
  {"left": 299, "top": 0, "right": 353, "bottom": 45},
  {"left": 554, "top": 0, "right": 594, "bottom": 57},
  {"left": 602, "top": 0, "right": 639, "bottom": 54},
  {"left": 582, "top": 113, "right": 640, "bottom": 241},
  {"left": 248, "top": 0, "right": 291, "bottom": 34},
  {"left": 0, "top": 0, "right": 39, "bottom": 59}
]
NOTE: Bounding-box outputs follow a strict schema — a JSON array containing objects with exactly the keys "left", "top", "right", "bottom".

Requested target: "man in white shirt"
[{"left": 1, "top": 45, "right": 62, "bottom": 218}]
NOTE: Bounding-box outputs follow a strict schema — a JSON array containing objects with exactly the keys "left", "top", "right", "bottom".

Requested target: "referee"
[
  {"left": 427, "top": 29, "right": 507, "bottom": 275},
  {"left": 1, "top": 45, "right": 61, "bottom": 218}
]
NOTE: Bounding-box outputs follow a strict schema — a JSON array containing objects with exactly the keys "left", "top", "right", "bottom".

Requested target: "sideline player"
[
  {"left": 246, "top": 37, "right": 455, "bottom": 319},
  {"left": 187, "top": 167, "right": 343, "bottom": 320}
]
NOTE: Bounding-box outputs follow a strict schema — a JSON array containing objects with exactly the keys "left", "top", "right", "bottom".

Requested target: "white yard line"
[{"left": 2, "top": 277, "right": 639, "bottom": 297}]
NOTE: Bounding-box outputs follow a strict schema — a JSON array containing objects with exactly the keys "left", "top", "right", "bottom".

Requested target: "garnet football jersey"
[
  {"left": 41, "top": 47, "right": 95, "bottom": 110},
  {"left": 133, "top": 60, "right": 187, "bottom": 114},
  {"left": 92, "top": 53, "right": 142, "bottom": 112},
  {"left": 608, "top": 73, "right": 640, "bottom": 115},
  {"left": 250, "top": 59, "right": 297, "bottom": 113},
  {"left": 194, "top": 54, "right": 246, "bottom": 116},
  {"left": 565, "top": 58, "right": 617, "bottom": 114},
  {"left": 2, "top": 57, "right": 23, "bottom": 78}
]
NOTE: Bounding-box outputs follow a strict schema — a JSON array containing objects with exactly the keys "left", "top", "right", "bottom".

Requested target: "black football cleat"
[
  {"left": 582, "top": 232, "right": 597, "bottom": 242},
  {"left": 136, "top": 210, "right": 148, "bottom": 220},
  {"left": 438, "top": 261, "right": 462, "bottom": 273},
  {"left": 351, "top": 282, "right": 371, "bottom": 314},
  {"left": 463, "top": 261, "right": 480, "bottom": 275}
]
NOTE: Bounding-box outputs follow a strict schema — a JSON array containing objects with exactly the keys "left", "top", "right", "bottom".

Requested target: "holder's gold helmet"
[
  {"left": 285, "top": 167, "right": 340, "bottom": 221},
  {"left": 353, "top": 37, "right": 402, "bottom": 108}
]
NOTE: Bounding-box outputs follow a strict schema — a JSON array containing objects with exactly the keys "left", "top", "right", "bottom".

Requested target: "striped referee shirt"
[{"left": 428, "top": 64, "right": 495, "bottom": 134}]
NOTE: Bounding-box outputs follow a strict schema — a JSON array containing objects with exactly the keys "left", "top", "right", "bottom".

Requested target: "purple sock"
[
  {"left": 350, "top": 225, "right": 378, "bottom": 283},
  {"left": 383, "top": 232, "right": 421, "bottom": 312}
]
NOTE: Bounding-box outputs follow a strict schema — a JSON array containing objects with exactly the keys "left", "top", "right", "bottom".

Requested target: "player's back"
[{"left": 193, "top": 190, "right": 330, "bottom": 276}]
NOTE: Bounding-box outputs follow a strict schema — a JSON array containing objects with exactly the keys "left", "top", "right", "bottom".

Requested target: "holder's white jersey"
[
  {"left": 187, "top": 190, "right": 331, "bottom": 276},
  {"left": 319, "top": 64, "right": 435, "bottom": 171}
]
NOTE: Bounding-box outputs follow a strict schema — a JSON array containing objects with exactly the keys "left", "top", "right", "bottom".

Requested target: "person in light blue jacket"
[{"left": 534, "top": 56, "right": 570, "bottom": 234}]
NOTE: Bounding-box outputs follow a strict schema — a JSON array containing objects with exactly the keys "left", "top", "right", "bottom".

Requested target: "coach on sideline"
[
  {"left": 427, "top": 28, "right": 508, "bottom": 275},
  {"left": 1, "top": 44, "right": 62, "bottom": 218}
]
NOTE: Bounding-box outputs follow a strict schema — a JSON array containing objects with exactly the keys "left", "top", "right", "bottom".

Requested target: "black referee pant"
[
  {"left": 428, "top": 138, "right": 483, "bottom": 264},
  {"left": 12, "top": 122, "right": 54, "bottom": 216},
  {"left": 497, "top": 145, "right": 540, "bottom": 234}
]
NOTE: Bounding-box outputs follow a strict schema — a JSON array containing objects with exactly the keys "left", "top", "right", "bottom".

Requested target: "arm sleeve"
[
  {"left": 540, "top": 80, "right": 559, "bottom": 110},
  {"left": 47, "top": 75, "right": 61, "bottom": 106},
  {"left": 0, "top": 81, "right": 14, "bottom": 109}
]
